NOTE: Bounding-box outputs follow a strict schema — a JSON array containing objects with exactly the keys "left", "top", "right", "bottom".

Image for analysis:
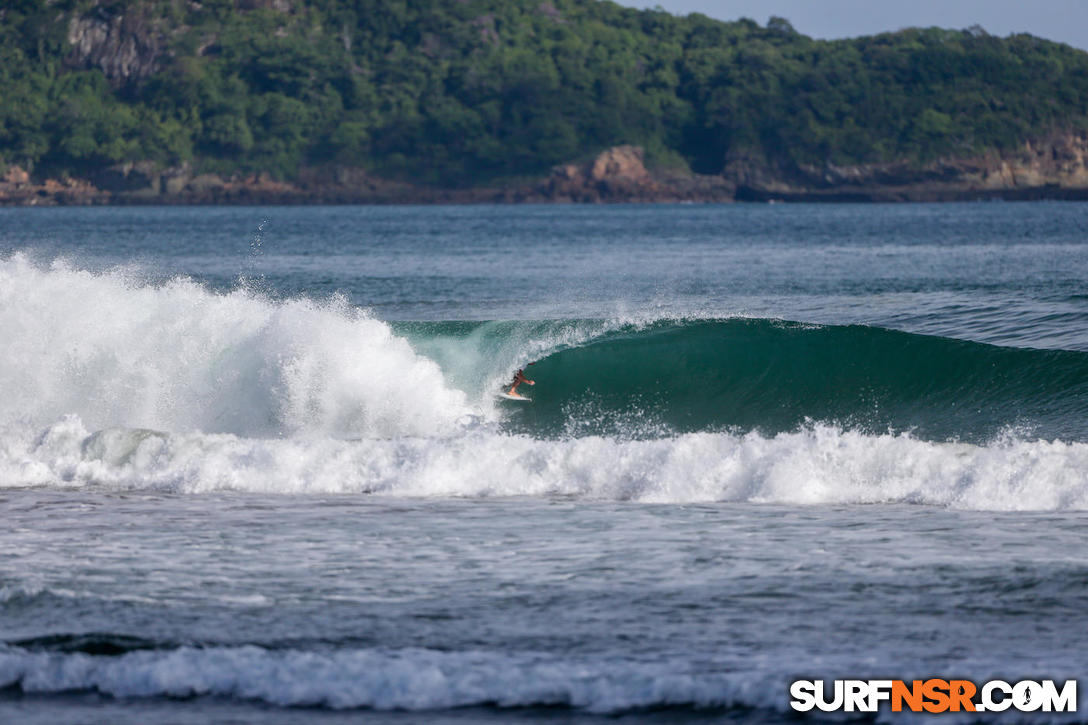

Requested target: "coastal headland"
[{"left": 4, "top": 0, "right": 1088, "bottom": 204}]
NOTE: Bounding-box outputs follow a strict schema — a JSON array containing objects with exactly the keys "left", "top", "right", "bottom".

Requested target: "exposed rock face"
[
  {"left": 2, "top": 166, "right": 30, "bottom": 185},
  {"left": 541, "top": 145, "right": 733, "bottom": 202},
  {"left": 729, "top": 132, "right": 1088, "bottom": 201},
  {"left": 975, "top": 134, "right": 1088, "bottom": 189},
  {"left": 545, "top": 145, "right": 656, "bottom": 201},
  {"left": 67, "top": 4, "right": 166, "bottom": 87},
  {"left": 589, "top": 145, "right": 651, "bottom": 183},
  {"left": 0, "top": 165, "right": 102, "bottom": 205},
  {"left": 4, "top": 138, "right": 1088, "bottom": 206},
  {"left": 0, "top": 162, "right": 435, "bottom": 206},
  {"left": 236, "top": 0, "right": 294, "bottom": 10}
]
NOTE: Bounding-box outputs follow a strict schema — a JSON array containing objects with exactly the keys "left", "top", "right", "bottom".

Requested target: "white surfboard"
[{"left": 498, "top": 392, "right": 532, "bottom": 402}]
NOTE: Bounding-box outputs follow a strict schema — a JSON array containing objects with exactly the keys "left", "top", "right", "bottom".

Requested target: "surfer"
[{"left": 507, "top": 368, "right": 535, "bottom": 398}]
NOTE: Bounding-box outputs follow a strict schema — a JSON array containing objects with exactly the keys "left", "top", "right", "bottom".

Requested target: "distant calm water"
[{"left": 1, "top": 203, "right": 1086, "bottom": 723}]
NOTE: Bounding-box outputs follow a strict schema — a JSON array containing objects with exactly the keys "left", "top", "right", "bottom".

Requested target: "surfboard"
[{"left": 498, "top": 392, "right": 532, "bottom": 402}]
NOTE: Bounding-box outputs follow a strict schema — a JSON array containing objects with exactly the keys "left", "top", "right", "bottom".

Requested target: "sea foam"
[
  {"left": 3, "top": 415, "right": 1086, "bottom": 510},
  {"left": 3, "top": 254, "right": 1088, "bottom": 510},
  {"left": 0, "top": 254, "right": 469, "bottom": 438},
  {"left": 1, "top": 645, "right": 1085, "bottom": 721}
]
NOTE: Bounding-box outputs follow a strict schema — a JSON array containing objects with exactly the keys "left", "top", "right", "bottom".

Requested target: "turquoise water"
[
  {"left": 402, "top": 317, "right": 1088, "bottom": 441},
  {"left": 1, "top": 203, "right": 1087, "bottom": 722}
]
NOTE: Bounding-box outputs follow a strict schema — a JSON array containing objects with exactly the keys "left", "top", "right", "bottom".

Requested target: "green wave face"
[{"left": 489, "top": 319, "right": 1088, "bottom": 442}]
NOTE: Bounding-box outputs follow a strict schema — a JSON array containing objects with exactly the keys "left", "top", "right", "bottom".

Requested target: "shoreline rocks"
[{"left": 4, "top": 136, "right": 1088, "bottom": 206}]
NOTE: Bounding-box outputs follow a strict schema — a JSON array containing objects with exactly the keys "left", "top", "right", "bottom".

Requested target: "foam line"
[{"left": 3, "top": 417, "right": 1086, "bottom": 510}]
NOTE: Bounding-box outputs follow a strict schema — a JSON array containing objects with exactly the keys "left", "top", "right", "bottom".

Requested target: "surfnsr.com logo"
[{"left": 790, "top": 679, "right": 1078, "bottom": 713}]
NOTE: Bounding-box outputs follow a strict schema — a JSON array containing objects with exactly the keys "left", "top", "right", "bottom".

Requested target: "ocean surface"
[{"left": 1, "top": 202, "right": 1086, "bottom": 723}]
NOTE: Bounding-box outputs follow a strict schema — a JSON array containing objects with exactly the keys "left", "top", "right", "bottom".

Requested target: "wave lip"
[{"left": 5, "top": 253, "right": 1087, "bottom": 444}]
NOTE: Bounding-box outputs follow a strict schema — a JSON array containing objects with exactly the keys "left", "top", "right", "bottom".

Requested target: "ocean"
[{"left": 0, "top": 202, "right": 1086, "bottom": 723}]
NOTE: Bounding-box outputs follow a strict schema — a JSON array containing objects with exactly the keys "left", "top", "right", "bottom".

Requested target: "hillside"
[{"left": 2, "top": 0, "right": 1088, "bottom": 203}]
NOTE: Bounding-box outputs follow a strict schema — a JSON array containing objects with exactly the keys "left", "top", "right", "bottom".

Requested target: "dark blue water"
[
  {"left": 1, "top": 203, "right": 1087, "bottom": 723},
  {"left": 3, "top": 203, "right": 1087, "bottom": 348}
]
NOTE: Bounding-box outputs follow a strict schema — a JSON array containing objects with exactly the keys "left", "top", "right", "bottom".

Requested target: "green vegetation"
[{"left": 2, "top": 0, "right": 1088, "bottom": 184}]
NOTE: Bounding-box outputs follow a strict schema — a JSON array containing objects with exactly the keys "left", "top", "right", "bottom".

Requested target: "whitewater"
[
  {"left": 3, "top": 253, "right": 1086, "bottom": 509},
  {"left": 2, "top": 203, "right": 1087, "bottom": 723}
]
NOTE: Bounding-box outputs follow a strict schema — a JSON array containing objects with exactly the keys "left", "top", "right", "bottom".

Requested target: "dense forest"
[{"left": 2, "top": 0, "right": 1088, "bottom": 186}]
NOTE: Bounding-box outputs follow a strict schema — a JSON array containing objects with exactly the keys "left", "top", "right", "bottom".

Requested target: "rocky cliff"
[
  {"left": 538, "top": 146, "right": 735, "bottom": 203},
  {"left": 66, "top": 4, "right": 168, "bottom": 87},
  {"left": 726, "top": 132, "right": 1088, "bottom": 202},
  {"left": 4, "top": 136, "right": 1088, "bottom": 206}
]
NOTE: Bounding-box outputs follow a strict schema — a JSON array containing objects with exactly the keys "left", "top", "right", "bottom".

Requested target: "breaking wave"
[{"left": 3, "top": 254, "right": 1087, "bottom": 510}]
